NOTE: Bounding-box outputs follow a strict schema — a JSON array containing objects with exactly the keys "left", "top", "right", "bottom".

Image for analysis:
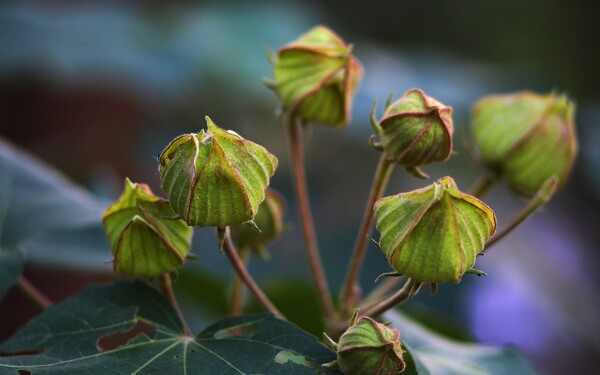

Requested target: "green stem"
[
  {"left": 339, "top": 153, "right": 394, "bottom": 312},
  {"left": 17, "top": 275, "right": 52, "bottom": 309},
  {"left": 468, "top": 173, "right": 497, "bottom": 198},
  {"left": 230, "top": 248, "right": 251, "bottom": 316},
  {"left": 361, "top": 278, "right": 416, "bottom": 318},
  {"left": 159, "top": 273, "right": 192, "bottom": 337},
  {"left": 484, "top": 177, "right": 558, "bottom": 252},
  {"left": 286, "top": 115, "right": 335, "bottom": 320},
  {"left": 223, "top": 228, "right": 285, "bottom": 319}
]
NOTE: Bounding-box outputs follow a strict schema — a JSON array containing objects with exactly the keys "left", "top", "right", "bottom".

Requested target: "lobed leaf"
[{"left": 0, "top": 280, "right": 337, "bottom": 375}]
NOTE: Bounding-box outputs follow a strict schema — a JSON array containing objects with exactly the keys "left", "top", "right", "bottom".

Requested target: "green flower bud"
[
  {"left": 102, "top": 179, "right": 193, "bottom": 277},
  {"left": 269, "top": 25, "right": 363, "bottom": 127},
  {"left": 230, "top": 188, "right": 286, "bottom": 259},
  {"left": 371, "top": 89, "right": 454, "bottom": 178},
  {"left": 158, "top": 116, "right": 278, "bottom": 228},
  {"left": 324, "top": 314, "right": 406, "bottom": 375},
  {"left": 471, "top": 91, "right": 577, "bottom": 195},
  {"left": 374, "top": 176, "right": 496, "bottom": 283}
]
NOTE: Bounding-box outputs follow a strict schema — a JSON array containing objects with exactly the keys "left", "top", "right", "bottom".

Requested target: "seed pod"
[
  {"left": 371, "top": 89, "right": 454, "bottom": 178},
  {"left": 324, "top": 313, "right": 405, "bottom": 375},
  {"left": 158, "top": 116, "right": 278, "bottom": 229},
  {"left": 471, "top": 91, "right": 577, "bottom": 196},
  {"left": 230, "top": 188, "right": 286, "bottom": 259},
  {"left": 374, "top": 176, "right": 496, "bottom": 283},
  {"left": 269, "top": 25, "right": 363, "bottom": 127},
  {"left": 102, "top": 179, "right": 193, "bottom": 277}
]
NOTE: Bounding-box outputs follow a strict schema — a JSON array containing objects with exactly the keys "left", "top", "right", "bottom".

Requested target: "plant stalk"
[
  {"left": 223, "top": 229, "right": 285, "bottom": 319},
  {"left": 361, "top": 278, "right": 416, "bottom": 318},
  {"left": 340, "top": 152, "right": 394, "bottom": 312},
  {"left": 360, "top": 276, "right": 405, "bottom": 310},
  {"left": 484, "top": 176, "right": 558, "bottom": 252},
  {"left": 159, "top": 273, "right": 192, "bottom": 337},
  {"left": 286, "top": 115, "right": 335, "bottom": 320},
  {"left": 230, "top": 247, "right": 250, "bottom": 316},
  {"left": 468, "top": 173, "right": 497, "bottom": 198},
  {"left": 17, "top": 275, "right": 52, "bottom": 309}
]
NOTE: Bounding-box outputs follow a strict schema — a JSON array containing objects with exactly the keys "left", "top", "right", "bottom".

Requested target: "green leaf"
[
  {"left": 246, "top": 278, "right": 325, "bottom": 337},
  {"left": 0, "top": 249, "right": 25, "bottom": 299},
  {"left": 0, "top": 138, "right": 109, "bottom": 270},
  {"left": 0, "top": 280, "right": 337, "bottom": 374},
  {"left": 384, "top": 310, "right": 538, "bottom": 375}
]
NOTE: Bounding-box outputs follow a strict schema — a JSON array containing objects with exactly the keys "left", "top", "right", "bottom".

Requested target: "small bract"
[
  {"left": 471, "top": 91, "right": 577, "bottom": 195},
  {"left": 102, "top": 179, "right": 193, "bottom": 277},
  {"left": 374, "top": 176, "right": 496, "bottom": 283},
  {"left": 158, "top": 117, "right": 278, "bottom": 229},
  {"left": 269, "top": 25, "right": 363, "bottom": 127},
  {"left": 371, "top": 89, "right": 454, "bottom": 178}
]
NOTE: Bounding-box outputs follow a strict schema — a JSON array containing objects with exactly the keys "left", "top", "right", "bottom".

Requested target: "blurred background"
[{"left": 1, "top": 1, "right": 598, "bottom": 374}]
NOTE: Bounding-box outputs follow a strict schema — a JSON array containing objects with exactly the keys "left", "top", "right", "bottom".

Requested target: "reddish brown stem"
[
  {"left": 17, "top": 275, "right": 52, "bottom": 309},
  {"left": 286, "top": 115, "right": 335, "bottom": 320},
  {"left": 159, "top": 273, "right": 192, "bottom": 337},
  {"left": 230, "top": 248, "right": 250, "bottom": 316},
  {"left": 339, "top": 153, "right": 394, "bottom": 312},
  {"left": 223, "top": 229, "right": 284, "bottom": 319},
  {"left": 361, "top": 278, "right": 416, "bottom": 318}
]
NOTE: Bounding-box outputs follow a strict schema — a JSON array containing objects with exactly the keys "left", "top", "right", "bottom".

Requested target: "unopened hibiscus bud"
[
  {"left": 268, "top": 25, "right": 363, "bottom": 127},
  {"left": 374, "top": 176, "right": 496, "bottom": 284},
  {"left": 471, "top": 91, "right": 577, "bottom": 195},
  {"left": 102, "top": 179, "right": 193, "bottom": 277},
  {"left": 158, "top": 117, "right": 278, "bottom": 231},
  {"left": 371, "top": 89, "right": 454, "bottom": 178},
  {"left": 230, "top": 188, "right": 286, "bottom": 259},
  {"left": 324, "top": 312, "right": 406, "bottom": 375}
]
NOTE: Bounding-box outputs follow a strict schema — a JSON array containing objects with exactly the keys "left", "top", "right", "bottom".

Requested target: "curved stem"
[
  {"left": 339, "top": 153, "right": 394, "bottom": 312},
  {"left": 468, "top": 173, "right": 497, "bottom": 198},
  {"left": 286, "top": 115, "right": 335, "bottom": 320},
  {"left": 484, "top": 176, "right": 558, "bottom": 252},
  {"left": 159, "top": 273, "right": 192, "bottom": 337},
  {"left": 230, "top": 248, "right": 251, "bottom": 316},
  {"left": 17, "top": 275, "right": 51, "bottom": 309},
  {"left": 223, "top": 229, "right": 285, "bottom": 319},
  {"left": 361, "top": 278, "right": 416, "bottom": 318}
]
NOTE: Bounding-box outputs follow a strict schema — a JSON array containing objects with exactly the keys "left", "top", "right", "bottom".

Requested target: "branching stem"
[
  {"left": 159, "top": 273, "right": 192, "bottom": 337},
  {"left": 223, "top": 229, "right": 285, "bottom": 319},
  {"left": 340, "top": 152, "right": 394, "bottom": 312},
  {"left": 286, "top": 115, "right": 335, "bottom": 320}
]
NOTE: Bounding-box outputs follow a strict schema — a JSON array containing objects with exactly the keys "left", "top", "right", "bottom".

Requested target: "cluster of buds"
[{"left": 98, "top": 30, "right": 579, "bottom": 375}]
